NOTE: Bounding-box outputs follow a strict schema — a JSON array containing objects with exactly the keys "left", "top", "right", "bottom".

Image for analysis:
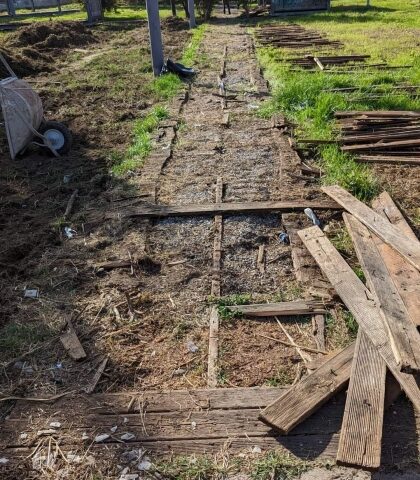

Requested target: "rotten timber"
[{"left": 226, "top": 300, "right": 327, "bottom": 317}]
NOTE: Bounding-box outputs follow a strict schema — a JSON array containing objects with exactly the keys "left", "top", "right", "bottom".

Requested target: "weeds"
[
  {"left": 251, "top": 452, "right": 309, "bottom": 480},
  {"left": 111, "top": 106, "right": 168, "bottom": 175},
  {"left": 0, "top": 322, "right": 53, "bottom": 362},
  {"left": 215, "top": 293, "right": 252, "bottom": 320}
]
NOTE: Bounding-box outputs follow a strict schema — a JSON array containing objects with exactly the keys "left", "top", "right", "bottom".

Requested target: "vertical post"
[
  {"left": 188, "top": 0, "right": 196, "bottom": 28},
  {"left": 170, "top": 0, "right": 176, "bottom": 16},
  {"left": 6, "top": 0, "right": 16, "bottom": 17},
  {"left": 146, "top": 0, "right": 164, "bottom": 77}
]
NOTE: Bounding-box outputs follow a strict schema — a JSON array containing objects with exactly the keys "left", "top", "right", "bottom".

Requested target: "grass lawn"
[{"left": 255, "top": 0, "right": 420, "bottom": 201}]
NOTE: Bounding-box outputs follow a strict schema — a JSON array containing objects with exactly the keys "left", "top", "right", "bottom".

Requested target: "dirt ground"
[{"left": 0, "top": 7, "right": 419, "bottom": 480}]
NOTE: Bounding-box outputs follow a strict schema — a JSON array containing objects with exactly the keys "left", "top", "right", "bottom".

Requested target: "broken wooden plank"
[
  {"left": 257, "top": 244, "right": 265, "bottom": 274},
  {"left": 207, "top": 306, "right": 219, "bottom": 388},
  {"left": 298, "top": 226, "right": 420, "bottom": 410},
  {"left": 260, "top": 343, "right": 354, "bottom": 433},
  {"left": 341, "top": 138, "right": 420, "bottom": 151},
  {"left": 356, "top": 155, "right": 420, "bottom": 165},
  {"left": 336, "top": 330, "right": 386, "bottom": 469},
  {"left": 60, "top": 319, "right": 86, "bottom": 361},
  {"left": 211, "top": 177, "right": 223, "bottom": 297},
  {"left": 344, "top": 213, "right": 420, "bottom": 372},
  {"left": 312, "top": 314, "right": 326, "bottom": 351},
  {"left": 102, "top": 199, "right": 341, "bottom": 220},
  {"left": 227, "top": 300, "right": 327, "bottom": 317},
  {"left": 63, "top": 189, "right": 78, "bottom": 220},
  {"left": 85, "top": 356, "right": 108, "bottom": 394},
  {"left": 322, "top": 185, "right": 420, "bottom": 271},
  {"left": 372, "top": 192, "right": 420, "bottom": 328}
]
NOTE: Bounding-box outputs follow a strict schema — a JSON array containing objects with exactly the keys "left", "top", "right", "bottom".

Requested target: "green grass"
[
  {"left": 111, "top": 105, "right": 168, "bottom": 175},
  {"left": 250, "top": 452, "right": 309, "bottom": 480},
  {"left": 215, "top": 293, "right": 252, "bottom": 320},
  {"left": 255, "top": 0, "right": 420, "bottom": 201},
  {"left": 0, "top": 322, "right": 53, "bottom": 362}
]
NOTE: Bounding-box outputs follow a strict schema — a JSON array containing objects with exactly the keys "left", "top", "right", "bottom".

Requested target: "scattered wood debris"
[{"left": 59, "top": 318, "right": 86, "bottom": 361}]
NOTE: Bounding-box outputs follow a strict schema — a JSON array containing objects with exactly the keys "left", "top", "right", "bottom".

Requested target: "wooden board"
[
  {"left": 207, "top": 306, "right": 219, "bottom": 388},
  {"left": 102, "top": 200, "right": 340, "bottom": 220},
  {"left": 322, "top": 185, "right": 420, "bottom": 271},
  {"left": 259, "top": 343, "right": 355, "bottom": 433},
  {"left": 336, "top": 330, "right": 386, "bottom": 469},
  {"left": 59, "top": 319, "right": 86, "bottom": 361},
  {"left": 356, "top": 156, "right": 420, "bottom": 165},
  {"left": 298, "top": 226, "right": 420, "bottom": 410},
  {"left": 343, "top": 213, "right": 420, "bottom": 372},
  {"left": 211, "top": 177, "right": 223, "bottom": 297},
  {"left": 227, "top": 300, "right": 327, "bottom": 317},
  {"left": 372, "top": 193, "right": 420, "bottom": 328}
]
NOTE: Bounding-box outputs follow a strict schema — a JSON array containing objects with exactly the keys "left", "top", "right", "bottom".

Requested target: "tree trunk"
[{"left": 170, "top": 0, "right": 176, "bottom": 16}]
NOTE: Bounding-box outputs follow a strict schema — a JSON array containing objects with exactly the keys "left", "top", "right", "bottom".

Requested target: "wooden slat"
[
  {"left": 336, "top": 330, "right": 386, "bottom": 469},
  {"left": 322, "top": 185, "right": 420, "bottom": 271},
  {"left": 211, "top": 177, "right": 223, "bottom": 297},
  {"left": 207, "top": 306, "right": 219, "bottom": 388},
  {"left": 102, "top": 200, "right": 341, "bottom": 220},
  {"left": 341, "top": 138, "right": 420, "bottom": 151},
  {"left": 343, "top": 213, "right": 420, "bottom": 372},
  {"left": 259, "top": 343, "right": 355, "bottom": 433},
  {"left": 312, "top": 314, "right": 326, "bottom": 351},
  {"left": 298, "top": 226, "right": 420, "bottom": 410},
  {"left": 356, "top": 155, "right": 420, "bottom": 165},
  {"left": 227, "top": 300, "right": 327, "bottom": 317},
  {"left": 372, "top": 193, "right": 420, "bottom": 328}
]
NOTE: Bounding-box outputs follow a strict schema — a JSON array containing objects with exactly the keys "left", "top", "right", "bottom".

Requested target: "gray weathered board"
[{"left": 1, "top": 387, "right": 418, "bottom": 464}]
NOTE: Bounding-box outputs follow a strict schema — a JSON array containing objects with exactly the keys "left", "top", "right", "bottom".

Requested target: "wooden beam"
[
  {"left": 341, "top": 138, "right": 420, "bottom": 151},
  {"left": 343, "top": 213, "right": 420, "bottom": 372},
  {"left": 211, "top": 177, "right": 223, "bottom": 297},
  {"left": 372, "top": 192, "right": 420, "bottom": 328},
  {"left": 356, "top": 155, "right": 420, "bottom": 165},
  {"left": 298, "top": 226, "right": 420, "bottom": 410},
  {"left": 322, "top": 185, "right": 420, "bottom": 271},
  {"left": 207, "top": 306, "right": 219, "bottom": 388},
  {"left": 227, "top": 300, "right": 327, "bottom": 317},
  {"left": 259, "top": 343, "right": 355, "bottom": 433},
  {"left": 337, "top": 330, "right": 386, "bottom": 469},
  {"left": 102, "top": 200, "right": 341, "bottom": 220}
]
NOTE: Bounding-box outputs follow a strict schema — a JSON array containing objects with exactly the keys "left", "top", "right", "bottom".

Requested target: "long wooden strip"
[
  {"left": 227, "top": 300, "right": 327, "bottom": 317},
  {"left": 103, "top": 200, "right": 340, "bottom": 220},
  {"left": 335, "top": 110, "right": 420, "bottom": 118},
  {"left": 372, "top": 192, "right": 420, "bottom": 327},
  {"left": 259, "top": 343, "right": 355, "bottom": 433},
  {"left": 337, "top": 330, "right": 386, "bottom": 469},
  {"left": 211, "top": 177, "right": 223, "bottom": 297},
  {"left": 322, "top": 185, "right": 420, "bottom": 271},
  {"left": 341, "top": 138, "right": 420, "bottom": 151},
  {"left": 298, "top": 226, "right": 420, "bottom": 410},
  {"left": 356, "top": 156, "right": 420, "bottom": 165},
  {"left": 344, "top": 213, "right": 420, "bottom": 372},
  {"left": 207, "top": 306, "right": 219, "bottom": 388}
]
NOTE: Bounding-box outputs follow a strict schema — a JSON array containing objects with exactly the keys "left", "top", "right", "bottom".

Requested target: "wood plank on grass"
[
  {"left": 336, "top": 330, "right": 386, "bottom": 469},
  {"left": 207, "top": 306, "right": 219, "bottom": 388},
  {"left": 227, "top": 300, "right": 327, "bottom": 317},
  {"left": 259, "top": 342, "right": 355, "bottom": 433},
  {"left": 322, "top": 185, "right": 420, "bottom": 272},
  {"left": 356, "top": 155, "right": 420, "bottom": 165},
  {"left": 298, "top": 226, "right": 420, "bottom": 410},
  {"left": 102, "top": 200, "right": 341, "bottom": 220},
  {"left": 343, "top": 213, "right": 420, "bottom": 372},
  {"left": 372, "top": 192, "right": 420, "bottom": 327}
]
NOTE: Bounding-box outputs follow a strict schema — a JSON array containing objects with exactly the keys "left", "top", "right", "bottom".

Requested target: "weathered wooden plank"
[
  {"left": 259, "top": 343, "right": 354, "bottom": 433},
  {"left": 312, "top": 314, "right": 326, "bottom": 351},
  {"left": 356, "top": 156, "right": 420, "bottom": 165},
  {"left": 322, "top": 185, "right": 420, "bottom": 271},
  {"left": 207, "top": 306, "right": 219, "bottom": 388},
  {"left": 344, "top": 213, "right": 420, "bottom": 372},
  {"left": 372, "top": 193, "right": 420, "bottom": 327},
  {"left": 341, "top": 138, "right": 420, "bottom": 151},
  {"left": 211, "top": 177, "right": 223, "bottom": 297},
  {"left": 227, "top": 300, "right": 327, "bottom": 317},
  {"left": 85, "top": 357, "right": 108, "bottom": 394},
  {"left": 60, "top": 326, "right": 86, "bottom": 361},
  {"left": 298, "top": 226, "right": 420, "bottom": 410},
  {"left": 336, "top": 330, "right": 386, "bottom": 469},
  {"left": 102, "top": 200, "right": 341, "bottom": 220}
]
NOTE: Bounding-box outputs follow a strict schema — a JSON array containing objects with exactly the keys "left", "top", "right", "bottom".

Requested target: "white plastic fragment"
[
  {"left": 304, "top": 207, "right": 321, "bottom": 227},
  {"left": 24, "top": 288, "right": 39, "bottom": 299},
  {"left": 251, "top": 446, "right": 262, "bottom": 454},
  {"left": 94, "top": 433, "right": 110, "bottom": 443},
  {"left": 81, "top": 432, "right": 89, "bottom": 440},
  {"left": 19, "top": 433, "right": 28, "bottom": 440},
  {"left": 191, "top": 421, "right": 197, "bottom": 430},
  {"left": 187, "top": 341, "right": 199, "bottom": 353},
  {"left": 50, "top": 422, "right": 61, "bottom": 429},
  {"left": 119, "top": 474, "right": 139, "bottom": 480},
  {"left": 123, "top": 417, "right": 129, "bottom": 423},
  {"left": 64, "top": 226, "right": 77, "bottom": 239},
  {"left": 138, "top": 458, "right": 152, "bottom": 471},
  {"left": 0, "top": 458, "right": 9, "bottom": 465},
  {"left": 121, "top": 433, "right": 135, "bottom": 441},
  {"left": 110, "top": 425, "right": 118, "bottom": 433}
]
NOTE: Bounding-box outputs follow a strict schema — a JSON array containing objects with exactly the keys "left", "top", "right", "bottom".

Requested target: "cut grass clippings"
[
  {"left": 113, "top": 24, "right": 207, "bottom": 176},
  {"left": 255, "top": 0, "right": 420, "bottom": 201}
]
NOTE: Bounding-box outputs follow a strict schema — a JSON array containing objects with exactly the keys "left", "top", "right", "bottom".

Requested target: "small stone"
[
  {"left": 94, "top": 434, "right": 110, "bottom": 443},
  {"left": 81, "top": 432, "right": 89, "bottom": 440},
  {"left": 119, "top": 474, "right": 139, "bottom": 480},
  {"left": 124, "top": 417, "right": 129, "bottom": 423},
  {"left": 37, "top": 429, "right": 56, "bottom": 436},
  {"left": 121, "top": 433, "right": 135, "bottom": 441},
  {"left": 191, "top": 421, "right": 197, "bottom": 430},
  {"left": 110, "top": 426, "right": 118, "bottom": 433},
  {"left": 251, "top": 446, "right": 262, "bottom": 454},
  {"left": 138, "top": 458, "right": 152, "bottom": 471},
  {"left": 19, "top": 433, "right": 28, "bottom": 440},
  {"left": 0, "top": 458, "right": 9, "bottom": 465},
  {"left": 50, "top": 422, "right": 61, "bottom": 429},
  {"left": 173, "top": 368, "right": 186, "bottom": 376},
  {"left": 187, "top": 341, "right": 199, "bottom": 353}
]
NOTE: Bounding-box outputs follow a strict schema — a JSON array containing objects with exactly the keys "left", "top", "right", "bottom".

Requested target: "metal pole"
[
  {"left": 146, "top": 0, "right": 165, "bottom": 76},
  {"left": 188, "top": 0, "right": 196, "bottom": 28}
]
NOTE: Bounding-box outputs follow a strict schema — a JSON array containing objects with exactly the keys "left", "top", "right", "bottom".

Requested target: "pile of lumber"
[
  {"left": 336, "top": 110, "right": 420, "bottom": 165},
  {"left": 255, "top": 24, "right": 342, "bottom": 49},
  {"left": 259, "top": 186, "right": 420, "bottom": 469}
]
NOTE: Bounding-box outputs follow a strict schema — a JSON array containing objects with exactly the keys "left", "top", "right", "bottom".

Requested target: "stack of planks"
[
  {"left": 255, "top": 24, "right": 342, "bottom": 49},
  {"left": 336, "top": 110, "right": 420, "bottom": 165},
  {"left": 259, "top": 185, "right": 420, "bottom": 470}
]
